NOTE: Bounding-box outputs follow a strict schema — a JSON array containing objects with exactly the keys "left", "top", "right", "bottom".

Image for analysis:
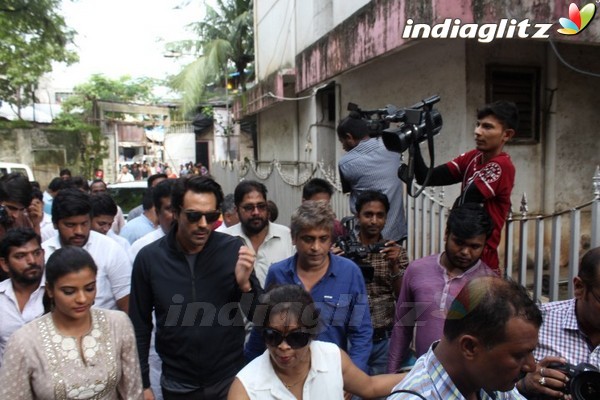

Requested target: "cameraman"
[
  {"left": 332, "top": 190, "right": 409, "bottom": 378},
  {"left": 517, "top": 247, "right": 600, "bottom": 399},
  {"left": 337, "top": 112, "right": 407, "bottom": 243},
  {"left": 413, "top": 100, "right": 518, "bottom": 274}
]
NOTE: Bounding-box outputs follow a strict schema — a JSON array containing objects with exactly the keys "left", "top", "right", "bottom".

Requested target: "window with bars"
[{"left": 486, "top": 65, "right": 541, "bottom": 144}]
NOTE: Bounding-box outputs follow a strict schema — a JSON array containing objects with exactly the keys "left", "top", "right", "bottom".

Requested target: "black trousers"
[{"left": 162, "top": 375, "right": 235, "bottom": 400}]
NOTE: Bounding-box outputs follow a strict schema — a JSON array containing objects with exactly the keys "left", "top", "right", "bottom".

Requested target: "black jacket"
[{"left": 129, "top": 225, "right": 262, "bottom": 388}]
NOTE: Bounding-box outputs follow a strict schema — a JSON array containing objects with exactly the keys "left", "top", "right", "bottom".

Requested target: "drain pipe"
[{"left": 543, "top": 43, "right": 558, "bottom": 215}]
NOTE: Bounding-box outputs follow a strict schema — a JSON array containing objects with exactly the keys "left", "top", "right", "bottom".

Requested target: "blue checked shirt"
[
  {"left": 534, "top": 299, "right": 600, "bottom": 368},
  {"left": 388, "top": 343, "right": 526, "bottom": 399}
]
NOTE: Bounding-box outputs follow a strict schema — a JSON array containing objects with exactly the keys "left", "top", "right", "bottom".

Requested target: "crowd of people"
[
  {"left": 0, "top": 99, "right": 597, "bottom": 400},
  {"left": 114, "top": 160, "right": 209, "bottom": 183}
]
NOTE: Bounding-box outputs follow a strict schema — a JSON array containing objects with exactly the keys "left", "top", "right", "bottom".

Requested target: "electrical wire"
[{"left": 548, "top": 37, "right": 600, "bottom": 78}]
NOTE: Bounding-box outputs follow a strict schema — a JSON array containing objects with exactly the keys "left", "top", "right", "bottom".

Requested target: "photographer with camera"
[
  {"left": 516, "top": 247, "right": 600, "bottom": 400},
  {"left": 412, "top": 100, "right": 518, "bottom": 274},
  {"left": 332, "top": 190, "right": 409, "bottom": 379},
  {"left": 337, "top": 112, "right": 407, "bottom": 243}
]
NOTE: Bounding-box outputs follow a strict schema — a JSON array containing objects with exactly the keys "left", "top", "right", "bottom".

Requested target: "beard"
[
  {"left": 242, "top": 216, "right": 268, "bottom": 235},
  {"left": 9, "top": 264, "right": 43, "bottom": 286}
]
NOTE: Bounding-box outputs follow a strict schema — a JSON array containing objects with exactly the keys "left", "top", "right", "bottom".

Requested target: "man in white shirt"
[
  {"left": 89, "top": 193, "right": 132, "bottom": 261},
  {"left": 224, "top": 180, "right": 294, "bottom": 286},
  {"left": 42, "top": 189, "right": 131, "bottom": 312},
  {"left": 116, "top": 165, "right": 135, "bottom": 183},
  {"left": 0, "top": 228, "right": 46, "bottom": 366},
  {"left": 215, "top": 193, "right": 239, "bottom": 233}
]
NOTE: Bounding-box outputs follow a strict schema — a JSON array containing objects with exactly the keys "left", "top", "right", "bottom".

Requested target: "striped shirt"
[
  {"left": 534, "top": 299, "right": 600, "bottom": 368},
  {"left": 339, "top": 138, "right": 407, "bottom": 242},
  {"left": 389, "top": 343, "right": 526, "bottom": 399}
]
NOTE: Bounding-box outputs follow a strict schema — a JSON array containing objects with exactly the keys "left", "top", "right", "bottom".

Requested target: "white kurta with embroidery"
[{"left": 0, "top": 308, "right": 143, "bottom": 399}]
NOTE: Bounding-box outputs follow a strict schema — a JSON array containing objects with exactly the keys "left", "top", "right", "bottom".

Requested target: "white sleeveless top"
[{"left": 237, "top": 340, "right": 344, "bottom": 399}]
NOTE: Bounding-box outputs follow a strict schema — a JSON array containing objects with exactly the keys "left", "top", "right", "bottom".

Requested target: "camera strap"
[{"left": 405, "top": 107, "right": 436, "bottom": 197}]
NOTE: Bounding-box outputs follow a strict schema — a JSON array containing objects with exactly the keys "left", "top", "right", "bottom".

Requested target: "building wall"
[
  {"left": 0, "top": 126, "right": 83, "bottom": 187},
  {"left": 255, "top": 0, "right": 297, "bottom": 79},
  {"left": 257, "top": 100, "right": 299, "bottom": 161},
  {"left": 250, "top": 0, "right": 600, "bottom": 220},
  {"left": 552, "top": 43, "right": 600, "bottom": 210}
]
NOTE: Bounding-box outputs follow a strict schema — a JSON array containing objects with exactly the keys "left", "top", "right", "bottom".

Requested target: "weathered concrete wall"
[
  {"left": 552, "top": 43, "right": 600, "bottom": 210},
  {"left": 0, "top": 126, "right": 83, "bottom": 187},
  {"left": 257, "top": 100, "right": 299, "bottom": 161}
]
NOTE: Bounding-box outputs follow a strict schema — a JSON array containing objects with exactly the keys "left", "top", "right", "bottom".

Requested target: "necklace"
[
  {"left": 279, "top": 369, "right": 310, "bottom": 390},
  {"left": 275, "top": 360, "right": 311, "bottom": 391}
]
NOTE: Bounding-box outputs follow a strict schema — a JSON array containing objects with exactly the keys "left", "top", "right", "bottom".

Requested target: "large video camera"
[
  {"left": 347, "top": 95, "right": 443, "bottom": 196},
  {"left": 334, "top": 218, "right": 385, "bottom": 284},
  {"left": 548, "top": 362, "right": 600, "bottom": 400},
  {"left": 348, "top": 95, "right": 443, "bottom": 154}
]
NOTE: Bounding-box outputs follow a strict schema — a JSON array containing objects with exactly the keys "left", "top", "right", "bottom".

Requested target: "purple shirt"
[{"left": 387, "top": 253, "right": 495, "bottom": 373}]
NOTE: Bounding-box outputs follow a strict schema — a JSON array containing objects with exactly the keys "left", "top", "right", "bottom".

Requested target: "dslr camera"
[
  {"left": 347, "top": 95, "right": 443, "bottom": 154},
  {"left": 548, "top": 362, "right": 600, "bottom": 400},
  {"left": 334, "top": 218, "right": 386, "bottom": 284}
]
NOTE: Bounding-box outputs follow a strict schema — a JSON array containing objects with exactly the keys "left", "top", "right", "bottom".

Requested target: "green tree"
[
  {"left": 53, "top": 74, "right": 160, "bottom": 179},
  {"left": 58, "top": 74, "right": 158, "bottom": 121},
  {"left": 170, "top": 0, "right": 254, "bottom": 114},
  {"left": 0, "top": 0, "right": 78, "bottom": 111}
]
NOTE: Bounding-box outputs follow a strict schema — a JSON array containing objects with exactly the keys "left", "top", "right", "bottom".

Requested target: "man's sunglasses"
[
  {"left": 262, "top": 328, "right": 311, "bottom": 349},
  {"left": 183, "top": 210, "right": 221, "bottom": 224}
]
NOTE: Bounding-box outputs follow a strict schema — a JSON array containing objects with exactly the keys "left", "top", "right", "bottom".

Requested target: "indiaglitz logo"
[
  {"left": 402, "top": 2, "right": 597, "bottom": 42},
  {"left": 557, "top": 3, "right": 597, "bottom": 35}
]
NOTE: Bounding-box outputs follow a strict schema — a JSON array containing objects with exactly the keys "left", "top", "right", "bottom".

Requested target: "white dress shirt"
[
  {"left": 42, "top": 230, "right": 132, "bottom": 310},
  {"left": 0, "top": 279, "right": 46, "bottom": 366},
  {"left": 130, "top": 228, "right": 166, "bottom": 261},
  {"left": 223, "top": 222, "right": 294, "bottom": 286}
]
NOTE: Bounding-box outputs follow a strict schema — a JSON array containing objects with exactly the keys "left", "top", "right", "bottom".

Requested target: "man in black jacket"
[{"left": 129, "top": 176, "right": 262, "bottom": 400}]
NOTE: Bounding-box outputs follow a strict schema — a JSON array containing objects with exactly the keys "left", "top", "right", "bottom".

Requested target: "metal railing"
[
  {"left": 505, "top": 166, "right": 600, "bottom": 301},
  {"left": 404, "top": 185, "right": 450, "bottom": 262}
]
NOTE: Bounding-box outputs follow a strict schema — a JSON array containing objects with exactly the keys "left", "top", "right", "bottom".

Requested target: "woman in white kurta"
[
  {"left": 228, "top": 285, "right": 404, "bottom": 400},
  {"left": 0, "top": 246, "right": 143, "bottom": 399}
]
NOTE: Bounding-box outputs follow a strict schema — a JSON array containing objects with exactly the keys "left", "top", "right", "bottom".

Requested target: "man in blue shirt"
[
  {"left": 245, "top": 200, "right": 373, "bottom": 372},
  {"left": 119, "top": 188, "right": 157, "bottom": 244}
]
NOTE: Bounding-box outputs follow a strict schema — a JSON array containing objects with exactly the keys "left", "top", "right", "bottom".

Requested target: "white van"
[{"left": 0, "top": 162, "right": 35, "bottom": 181}]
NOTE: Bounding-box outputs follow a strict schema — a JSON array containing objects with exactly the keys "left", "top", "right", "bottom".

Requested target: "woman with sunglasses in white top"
[{"left": 229, "top": 285, "right": 405, "bottom": 400}]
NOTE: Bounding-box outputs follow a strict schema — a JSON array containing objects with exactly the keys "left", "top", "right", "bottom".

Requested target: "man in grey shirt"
[{"left": 338, "top": 113, "right": 407, "bottom": 242}]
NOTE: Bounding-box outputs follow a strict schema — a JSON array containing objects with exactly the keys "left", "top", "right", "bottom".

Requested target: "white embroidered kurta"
[{"left": 0, "top": 309, "right": 143, "bottom": 399}]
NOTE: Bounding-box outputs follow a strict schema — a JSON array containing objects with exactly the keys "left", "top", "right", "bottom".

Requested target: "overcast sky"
[{"left": 50, "top": 0, "right": 206, "bottom": 90}]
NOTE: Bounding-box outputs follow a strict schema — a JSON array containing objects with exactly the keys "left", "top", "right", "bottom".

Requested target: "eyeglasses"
[
  {"left": 240, "top": 203, "right": 268, "bottom": 213},
  {"left": 183, "top": 210, "right": 221, "bottom": 224},
  {"left": 1, "top": 203, "right": 27, "bottom": 213},
  {"left": 262, "top": 328, "right": 311, "bottom": 349}
]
